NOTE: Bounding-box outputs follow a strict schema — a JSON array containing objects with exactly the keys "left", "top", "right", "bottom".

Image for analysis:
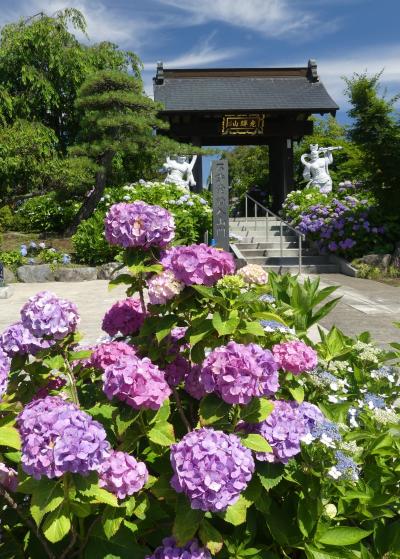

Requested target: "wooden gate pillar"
[{"left": 268, "top": 138, "right": 294, "bottom": 212}]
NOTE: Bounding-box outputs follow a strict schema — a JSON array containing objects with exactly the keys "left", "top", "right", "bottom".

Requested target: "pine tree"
[{"left": 65, "top": 70, "right": 185, "bottom": 233}]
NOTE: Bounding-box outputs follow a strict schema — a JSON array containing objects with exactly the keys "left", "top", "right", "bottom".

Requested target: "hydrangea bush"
[
  {"left": 0, "top": 200, "right": 399, "bottom": 559},
  {"left": 72, "top": 181, "right": 212, "bottom": 265},
  {"left": 282, "top": 184, "right": 388, "bottom": 258}
]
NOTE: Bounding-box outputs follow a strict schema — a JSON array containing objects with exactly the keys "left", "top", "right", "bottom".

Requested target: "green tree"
[
  {"left": 294, "top": 115, "right": 367, "bottom": 187},
  {"left": 0, "top": 119, "right": 58, "bottom": 201},
  {"left": 223, "top": 145, "right": 269, "bottom": 201},
  {"left": 344, "top": 71, "right": 400, "bottom": 213},
  {"left": 0, "top": 9, "right": 139, "bottom": 150},
  {"left": 65, "top": 70, "right": 187, "bottom": 233}
]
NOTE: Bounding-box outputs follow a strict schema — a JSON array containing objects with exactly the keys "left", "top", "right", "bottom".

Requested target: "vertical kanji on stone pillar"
[{"left": 211, "top": 159, "right": 230, "bottom": 251}]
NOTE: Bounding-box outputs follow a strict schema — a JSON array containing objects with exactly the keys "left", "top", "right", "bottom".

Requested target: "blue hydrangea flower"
[
  {"left": 364, "top": 392, "right": 385, "bottom": 410},
  {"left": 311, "top": 420, "right": 342, "bottom": 447},
  {"left": 259, "top": 294, "right": 275, "bottom": 304},
  {"left": 328, "top": 451, "right": 359, "bottom": 481}
]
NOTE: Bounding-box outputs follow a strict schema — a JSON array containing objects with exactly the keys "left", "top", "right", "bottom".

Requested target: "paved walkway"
[
  {"left": 0, "top": 281, "right": 127, "bottom": 343},
  {"left": 310, "top": 274, "right": 400, "bottom": 345},
  {"left": 1, "top": 275, "right": 399, "bottom": 346}
]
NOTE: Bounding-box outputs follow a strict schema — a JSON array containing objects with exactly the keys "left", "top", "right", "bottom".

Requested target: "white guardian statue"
[
  {"left": 163, "top": 155, "right": 197, "bottom": 190},
  {"left": 301, "top": 144, "right": 342, "bottom": 194}
]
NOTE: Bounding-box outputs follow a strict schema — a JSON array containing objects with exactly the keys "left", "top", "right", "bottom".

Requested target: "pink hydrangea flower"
[
  {"left": 184, "top": 364, "right": 207, "bottom": 400},
  {"left": 99, "top": 450, "right": 148, "bottom": 499},
  {"left": 0, "top": 462, "right": 18, "bottom": 492},
  {"left": 104, "top": 201, "right": 175, "bottom": 249},
  {"left": 161, "top": 244, "right": 235, "bottom": 286},
  {"left": 272, "top": 340, "right": 318, "bottom": 375},
  {"left": 90, "top": 341, "right": 137, "bottom": 371},
  {"left": 147, "top": 270, "right": 184, "bottom": 305},
  {"left": 103, "top": 354, "right": 171, "bottom": 410},
  {"left": 237, "top": 264, "right": 268, "bottom": 285},
  {"left": 102, "top": 297, "right": 148, "bottom": 336}
]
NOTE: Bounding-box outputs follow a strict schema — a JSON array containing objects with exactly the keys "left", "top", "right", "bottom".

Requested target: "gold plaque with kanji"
[{"left": 221, "top": 114, "right": 265, "bottom": 135}]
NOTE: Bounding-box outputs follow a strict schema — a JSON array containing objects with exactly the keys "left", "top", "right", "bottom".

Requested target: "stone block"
[
  {"left": 17, "top": 264, "right": 56, "bottom": 283},
  {"left": 55, "top": 267, "right": 97, "bottom": 282},
  {"left": 0, "top": 286, "right": 14, "bottom": 299},
  {"left": 97, "top": 262, "right": 123, "bottom": 280},
  {"left": 359, "top": 253, "right": 392, "bottom": 270},
  {"left": 4, "top": 267, "right": 17, "bottom": 284}
]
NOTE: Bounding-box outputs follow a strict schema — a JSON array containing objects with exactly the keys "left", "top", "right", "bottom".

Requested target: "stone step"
[
  {"left": 231, "top": 234, "right": 299, "bottom": 243},
  {"left": 239, "top": 248, "right": 307, "bottom": 258},
  {"left": 235, "top": 241, "right": 299, "bottom": 250},
  {"left": 230, "top": 224, "right": 293, "bottom": 233},
  {"left": 263, "top": 264, "right": 340, "bottom": 274},
  {"left": 245, "top": 255, "right": 332, "bottom": 266}
]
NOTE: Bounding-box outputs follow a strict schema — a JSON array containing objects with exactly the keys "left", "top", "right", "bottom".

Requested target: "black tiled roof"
[{"left": 153, "top": 62, "right": 338, "bottom": 113}]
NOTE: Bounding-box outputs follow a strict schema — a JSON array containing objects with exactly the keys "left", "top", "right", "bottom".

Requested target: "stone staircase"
[{"left": 230, "top": 217, "right": 341, "bottom": 274}]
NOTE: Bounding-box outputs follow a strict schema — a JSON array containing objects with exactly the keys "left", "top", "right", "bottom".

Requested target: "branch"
[
  {"left": 0, "top": 485, "right": 55, "bottom": 559},
  {"left": 172, "top": 387, "right": 191, "bottom": 433}
]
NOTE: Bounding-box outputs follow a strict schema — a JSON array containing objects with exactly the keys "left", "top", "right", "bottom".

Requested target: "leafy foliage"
[
  {"left": 72, "top": 182, "right": 211, "bottom": 264},
  {"left": 15, "top": 193, "right": 80, "bottom": 233}
]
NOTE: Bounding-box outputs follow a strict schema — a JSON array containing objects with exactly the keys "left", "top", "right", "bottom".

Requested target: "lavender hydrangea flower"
[
  {"left": 260, "top": 320, "right": 293, "bottom": 334},
  {"left": 184, "top": 364, "right": 207, "bottom": 400},
  {"left": 170, "top": 427, "right": 254, "bottom": 512},
  {"left": 1, "top": 321, "right": 54, "bottom": 357},
  {"left": 90, "top": 341, "right": 137, "bottom": 371},
  {"left": 200, "top": 342, "right": 279, "bottom": 405},
  {"left": 99, "top": 450, "right": 148, "bottom": 499},
  {"left": 146, "top": 537, "right": 211, "bottom": 559},
  {"left": 163, "top": 327, "right": 190, "bottom": 387},
  {"left": 237, "top": 264, "right": 268, "bottom": 285},
  {"left": 328, "top": 451, "right": 359, "bottom": 481},
  {"left": 0, "top": 463, "right": 18, "bottom": 492},
  {"left": 0, "top": 347, "right": 11, "bottom": 400},
  {"left": 33, "top": 376, "right": 67, "bottom": 400},
  {"left": 104, "top": 201, "right": 175, "bottom": 249},
  {"left": 244, "top": 400, "right": 323, "bottom": 463},
  {"left": 161, "top": 244, "right": 235, "bottom": 286},
  {"left": 18, "top": 396, "right": 110, "bottom": 479},
  {"left": 103, "top": 354, "right": 171, "bottom": 410},
  {"left": 102, "top": 297, "right": 147, "bottom": 336},
  {"left": 147, "top": 270, "right": 184, "bottom": 305},
  {"left": 21, "top": 291, "right": 79, "bottom": 340},
  {"left": 272, "top": 340, "right": 318, "bottom": 375}
]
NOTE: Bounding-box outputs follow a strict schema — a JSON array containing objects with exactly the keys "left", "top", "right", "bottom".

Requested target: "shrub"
[
  {"left": 0, "top": 201, "right": 399, "bottom": 558},
  {"left": 0, "top": 205, "right": 14, "bottom": 231},
  {"left": 72, "top": 211, "right": 119, "bottom": 265},
  {"left": 282, "top": 183, "right": 387, "bottom": 258},
  {"left": 73, "top": 181, "right": 212, "bottom": 265},
  {"left": 354, "top": 262, "right": 381, "bottom": 279},
  {"left": 15, "top": 193, "right": 80, "bottom": 233}
]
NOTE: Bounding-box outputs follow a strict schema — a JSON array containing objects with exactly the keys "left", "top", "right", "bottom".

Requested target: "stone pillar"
[
  {"left": 191, "top": 137, "right": 203, "bottom": 193},
  {"left": 268, "top": 138, "right": 294, "bottom": 212},
  {"left": 211, "top": 159, "right": 229, "bottom": 251}
]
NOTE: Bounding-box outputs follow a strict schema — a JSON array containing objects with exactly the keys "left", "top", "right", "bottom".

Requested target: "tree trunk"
[{"left": 64, "top": 152, "right": 113, "bottom": 236}]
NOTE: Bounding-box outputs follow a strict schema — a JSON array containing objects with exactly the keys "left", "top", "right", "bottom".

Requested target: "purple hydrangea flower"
[
  {"left": 1, "top": 321, "right": 54, "bottom": 357},
  {"left": 161, "top": 244, "right": 235, "bottom": 286},
  {"left": 21, "top": 291, "right": 79, "bottom": 340},
  {"left": 147, "top": 270, "right": 184, "bottom": 305},
  {"left": 103, "top": 354, "right": 171, "bottom": 410},
  {"left": 272, "top": 340, "right": 317, "bottom": 375},
  {"left": 163, "top": 327, "right": 190, "bottom": 387},
  {"left": 243, "top": 400, "right": 323, "bottom": 463},
  {"left": 146, "top": 538, "right": 211, "bottom": 559},
  {"left": 104, "top": 201, "right": 175, "bottom": 249},
  {"left": 102, "top": 297, "right": 148, "bottom": 337},
  {"left": 0, "top": 347, "right": 11, "bottom": 400},
  {"left": 0, "top": 462, "right": 18, "bottom": 492},
  {"left": 184, "top": 364, "right": 207, "bottom": 400},
  {"left": 17, "top": 396, "right": 110, "bottom": 479},
  {"left": 170, "top": 427, "right": 254, "bottom": 512},
  {"left": 90, "top": 341, "right": 137, "bottom": 371},
  {"left": 200, "top": 342, "right": 279, "bottom": 404},
  {"left": 99, "top": 450, "right": 148, "bottom": 499}
]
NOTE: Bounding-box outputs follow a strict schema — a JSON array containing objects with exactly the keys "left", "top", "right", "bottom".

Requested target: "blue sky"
[{"left": 1, "top": 0, "right": 399, "bottom": 124}]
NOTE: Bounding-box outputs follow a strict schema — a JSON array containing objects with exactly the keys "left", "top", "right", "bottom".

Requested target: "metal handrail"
[{"left": 243, "top": 194, "right": 305, "bottom": 274}]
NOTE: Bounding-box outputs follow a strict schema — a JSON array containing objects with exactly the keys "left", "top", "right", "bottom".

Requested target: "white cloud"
[
  {"left": 0, "top": 0, "right": 162, "bottom": 47},
  {"left": 317, "top": 44, "right": 400, "bottom": 111},
  {"left": 156, "top": 0, "right": 328, "bottom": 38}
]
